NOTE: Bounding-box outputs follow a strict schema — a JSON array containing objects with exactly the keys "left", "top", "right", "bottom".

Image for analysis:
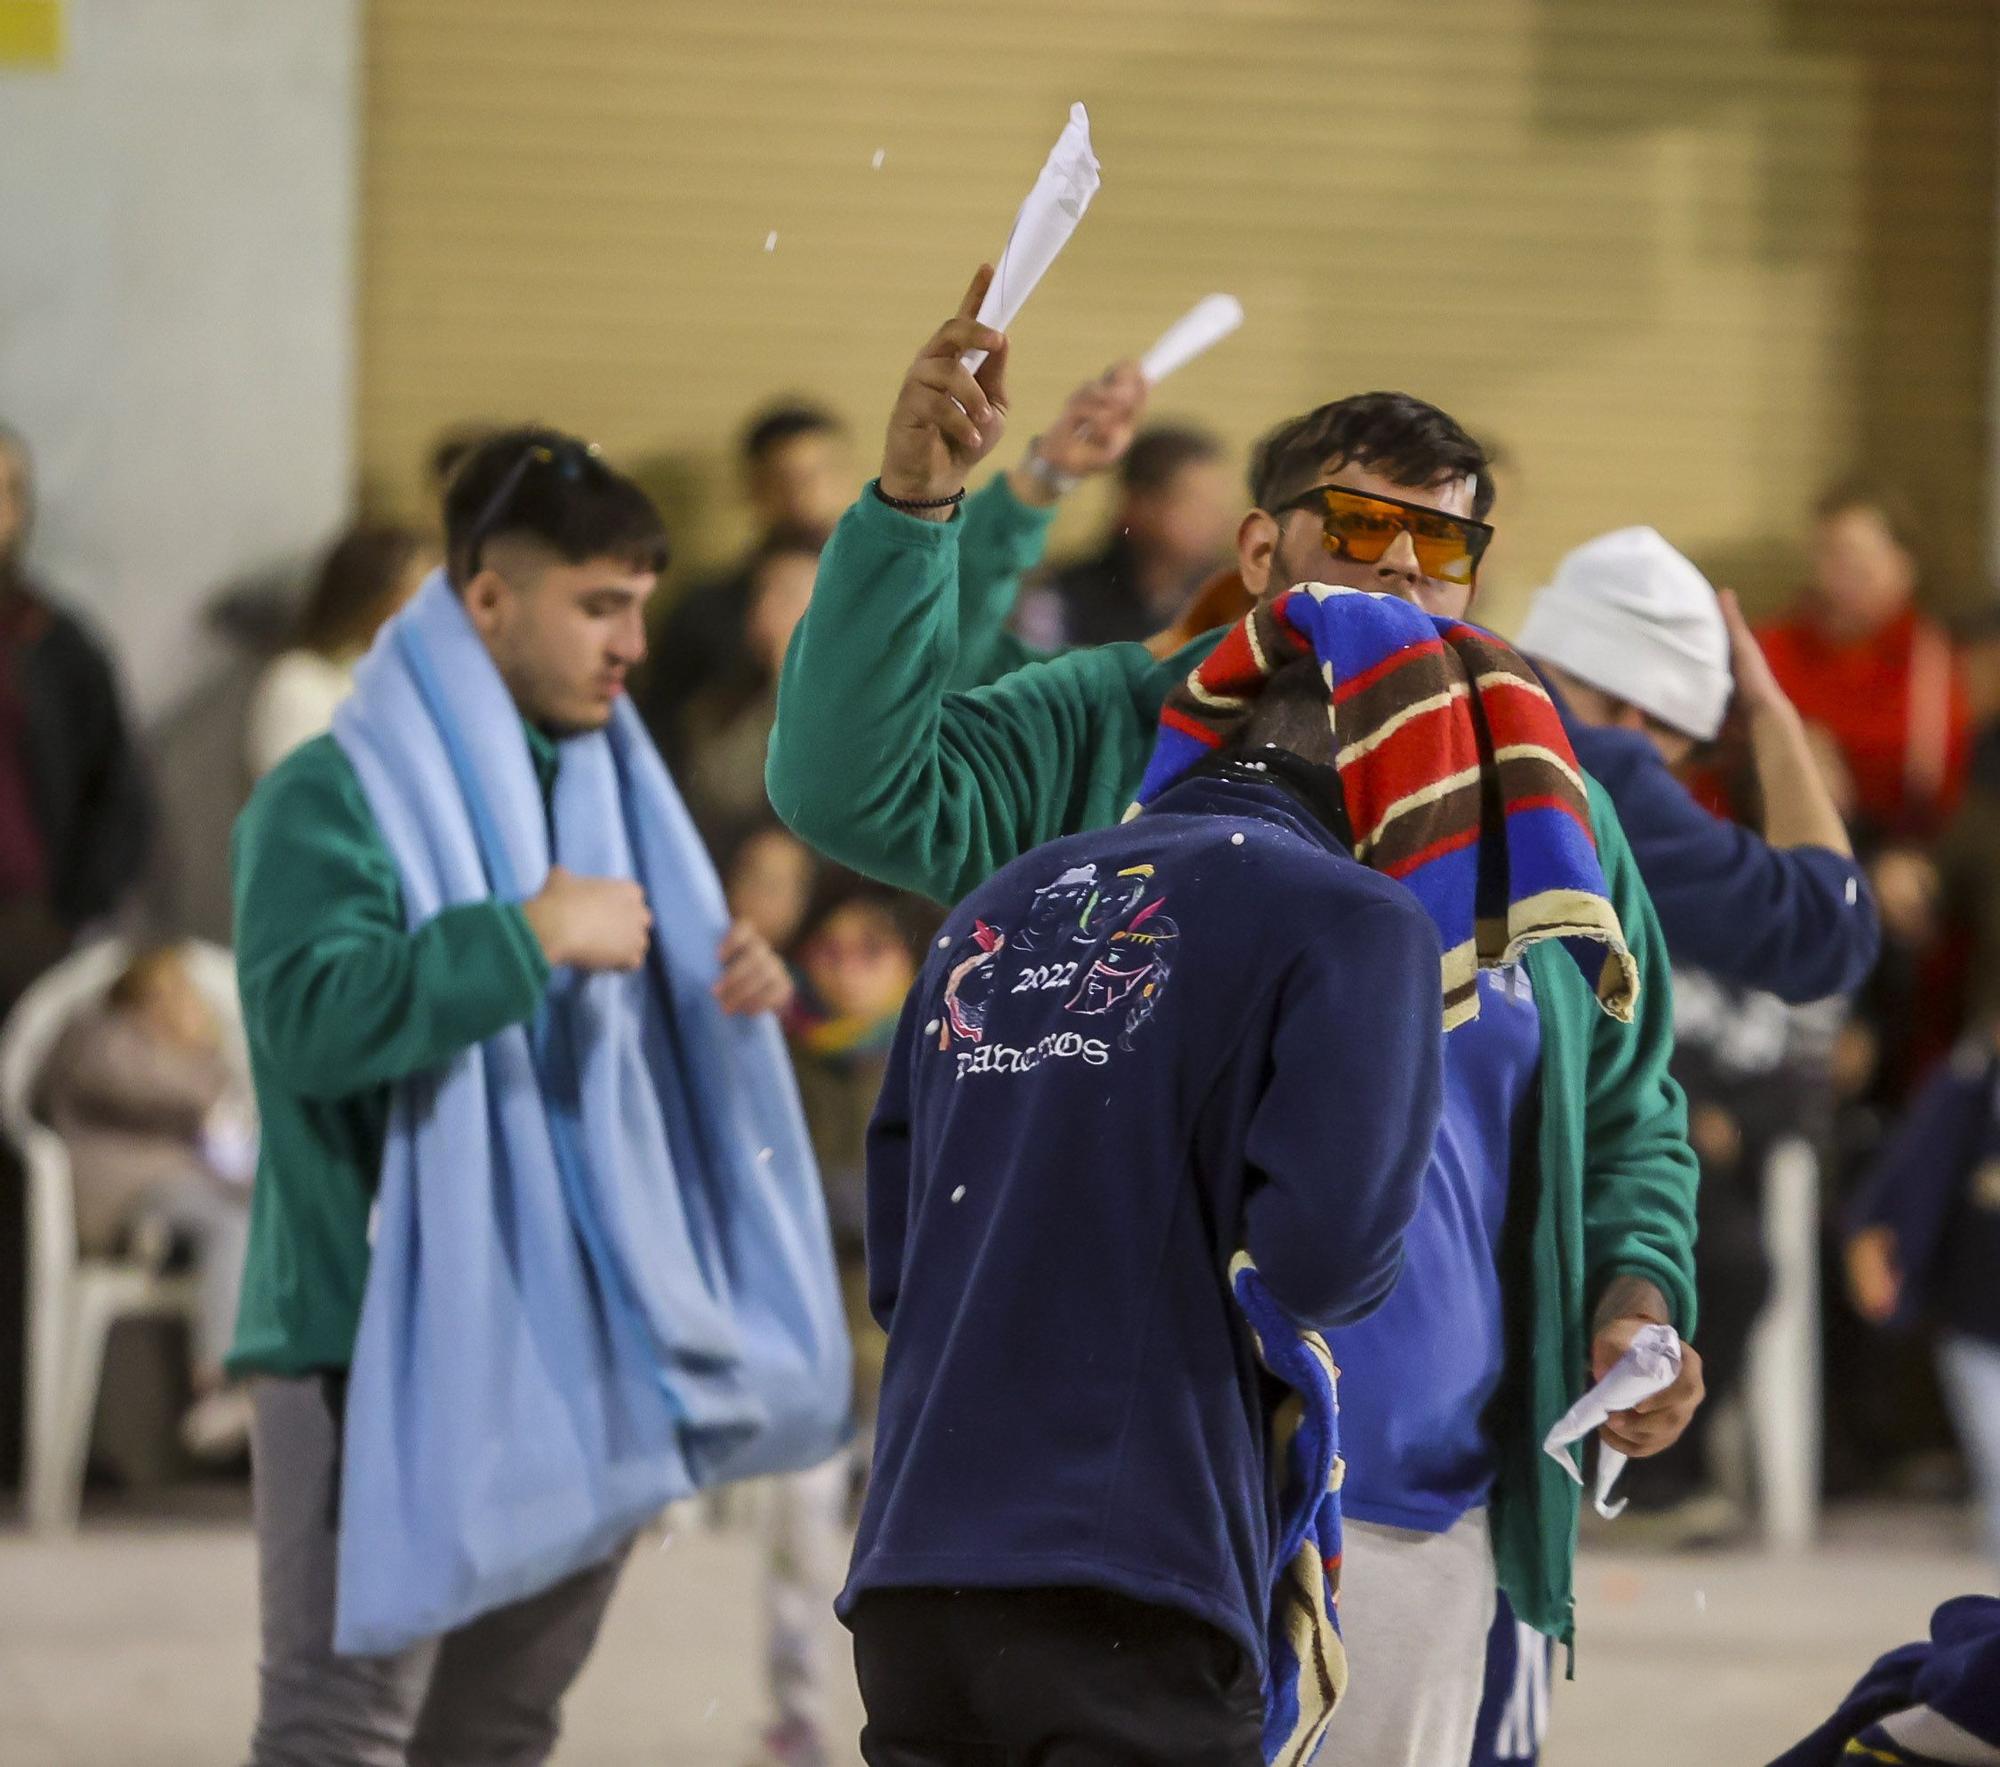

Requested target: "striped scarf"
[{"left": 1131, "top": 583, "right": 1637, "bottom": 1030}]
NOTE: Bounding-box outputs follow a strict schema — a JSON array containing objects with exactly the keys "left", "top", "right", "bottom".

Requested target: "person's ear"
[
  {"left": 1238, "top": 509, "right": 1282, "bottom": 600},
  {"left": 461, "top": 566, "right": 512, "bottom": 640}
]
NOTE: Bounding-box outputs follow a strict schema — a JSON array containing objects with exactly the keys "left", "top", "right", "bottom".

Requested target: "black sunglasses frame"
[{"left": 1273, "top": 483, "right": 1494, "bottom": 582}]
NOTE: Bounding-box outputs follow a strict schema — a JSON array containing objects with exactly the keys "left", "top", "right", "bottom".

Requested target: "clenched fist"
[{"left": 523, "top": 866, "right": 653, "bottom": 972}]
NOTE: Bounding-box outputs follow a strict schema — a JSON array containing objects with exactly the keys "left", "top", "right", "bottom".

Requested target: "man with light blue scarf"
[{"left": 229, "top": 428, "right": 851, "bottom": 1766}]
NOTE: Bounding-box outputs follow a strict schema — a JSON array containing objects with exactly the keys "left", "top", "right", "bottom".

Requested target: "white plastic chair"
[{"left": 0, "top": 937, "right": 245, "bottom": 1530}]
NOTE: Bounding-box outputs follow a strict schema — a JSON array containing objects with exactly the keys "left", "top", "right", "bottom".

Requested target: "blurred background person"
[
  {"left": 1012, "top": 420, "right": 1234, "bottom": 651},
  {"left": 640, "top": 402, "right": 854, "bottom": 769},
  {"left": 1846, "top": 1018, "right": 2000, "bottom": 1579},
  {"left": 34, "top": 945, "right": 255, "bottom": 1462},
  {"left": 245, "top": 523, "right": 431, "bottom": 779},
  {"left": 1757, "top": 482, "right": 1972, "bottom": 847},
  {"left": 759, "top": 875, "right": 920, "bottom": 1767},
  {"left": 678, "top": 525, "right": 824, "bottom": 848},
  {"left": 724, "top": 821, "right": 820, "bottom": 955},
  {"left": 0, "top": 424, "right": 152, "bottom": 1012}
]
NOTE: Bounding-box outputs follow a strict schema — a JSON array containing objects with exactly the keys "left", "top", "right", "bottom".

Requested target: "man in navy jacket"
[
  {"left": 840, "top": 689, "right": 1447, "bottom": 1765},
  {"left": 1517, "top": 526, "right": 1876, "bottom": 1003}
]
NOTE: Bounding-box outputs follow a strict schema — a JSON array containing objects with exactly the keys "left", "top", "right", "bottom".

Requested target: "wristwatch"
[{"left": 1020, "top": 441, "right": 1083, "bottom": 500}]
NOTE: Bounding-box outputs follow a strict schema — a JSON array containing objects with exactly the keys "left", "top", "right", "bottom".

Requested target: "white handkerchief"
[
  {"left": 962, "top": 103, "right": 1101, "bottom": 371},
  {"left": 1140, "top": 294, "right": 1244, "bottom": 384},
  {"left": 1541, "top": 1322, "right": 1681, "bottom": 1518}
]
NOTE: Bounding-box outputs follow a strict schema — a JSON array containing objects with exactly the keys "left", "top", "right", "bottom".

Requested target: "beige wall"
[{"left": 360, "top": 0, "right": 1995, "bottom": 632}]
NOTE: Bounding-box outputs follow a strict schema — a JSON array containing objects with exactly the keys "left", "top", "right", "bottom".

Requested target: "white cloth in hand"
[
  {"left": 1140, "top": 294, "right": 1244, "bottom": 384},
  {"left": 1541, "top": 1322, "right": 1681, "bottom": 1518},
  {"left": 962, "top": 102, "right": 1101, "bottom": 372}
]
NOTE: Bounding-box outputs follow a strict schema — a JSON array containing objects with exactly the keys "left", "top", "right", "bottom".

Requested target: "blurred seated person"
[
  {"left": 759, "top": 873, "right": 919, "bottom": 1767},
  {"left": 1014, "top": 422, "right": 1234, "bottom": 651},
  {"left": 724, "top": 821, "right": 819, "bottom": 954},
  {"left": 0, "top": 423, "right": 152, "bottom": 1014},
  {"left": 36, "top": 945, "right": 257, "bottom": 1460},
  {"left": 640, "top": 402, "right": 854, "bottom": 768},
  {"left": 679, "top": 526, "right": 823, "bottom": 847},
  {"left": 246, "top": 524, "right": 430, "bottom": 778},
  {"left": 1757, "top": 480, "right": 1972, "bottom": 845}
]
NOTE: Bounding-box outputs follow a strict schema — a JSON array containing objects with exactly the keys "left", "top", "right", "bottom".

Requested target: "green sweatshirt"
[
  {"left": 767, "top": 477, "right": 1700, "bottom": 1646},
  {"left": 225, "top": 729, "right": 555, "bottom": 1377}
]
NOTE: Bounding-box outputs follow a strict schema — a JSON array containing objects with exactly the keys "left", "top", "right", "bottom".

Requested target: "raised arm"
[{"left": 768, "top": 273, "right": 1201, "bottom": 903}]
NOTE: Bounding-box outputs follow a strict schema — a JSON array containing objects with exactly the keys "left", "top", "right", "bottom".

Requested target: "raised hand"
[{"left": 879, "top": 266, "right": 1012, "bottom": 512}]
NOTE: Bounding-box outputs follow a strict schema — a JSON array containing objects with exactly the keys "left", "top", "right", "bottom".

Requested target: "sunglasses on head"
[
  {"left": 464, "top": 438, "right": 603, "bottom": 573},
  {"left": 1274, "top": 484, "right": 1493, "bottom": 588}
]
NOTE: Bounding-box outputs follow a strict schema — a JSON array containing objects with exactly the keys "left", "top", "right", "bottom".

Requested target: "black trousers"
[{"left": 849, "top": 1585, "right": 1265, "bottom": 1766}]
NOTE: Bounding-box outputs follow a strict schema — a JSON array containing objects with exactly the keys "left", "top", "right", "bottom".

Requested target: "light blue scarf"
[{"left": 330, "top": 572, "right": 850, "bottom": 1655}]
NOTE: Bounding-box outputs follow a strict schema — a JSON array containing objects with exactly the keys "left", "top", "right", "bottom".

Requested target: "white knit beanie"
[{"left": 1516, "top": 527, "right": 1732, "bottom": 741}]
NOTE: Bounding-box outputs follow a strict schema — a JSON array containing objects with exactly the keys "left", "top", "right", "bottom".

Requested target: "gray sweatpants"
[
  {"left": 245, "top": 1375, "right": 630, "bottom": 1767},
  {"left": 1328, "top": 1508, "right": 1498, "bottom": 1767}
]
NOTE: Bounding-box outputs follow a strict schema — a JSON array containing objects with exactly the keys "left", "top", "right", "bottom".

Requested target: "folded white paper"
[
  {"left": 1541, "top": 1322, "right": 1681, "bottom": 1518},
  {"left": 962, "top": 102, "right": 1101, "bottom": 372},
  {"left": 1140, "top": 294, "right": 1244, "bottom": 384}
]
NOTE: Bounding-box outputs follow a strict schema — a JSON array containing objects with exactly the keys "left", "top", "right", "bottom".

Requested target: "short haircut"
[
  {"left": 1120, "top": 424, "right": 1225, "bottom": 496},
  {"left": 1814, "top": 478, "right": 1920, "bottom": 556},
  {"left": 443, "top": 426, "right": 670, "bottom": 590},
  {"left": 1249, "top": 392, "right": 1493, "bottom": 519},
  {"left": 740, "top": 402, "right": 844, "bottom": 469},
  {"left": 429, "top": 422, "right": 503, "bottom": 493},
  {"left": 1233, "top": 659, "right": 1338, "bottom": 770}
]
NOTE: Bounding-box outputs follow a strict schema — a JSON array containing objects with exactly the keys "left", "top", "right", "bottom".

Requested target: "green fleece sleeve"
[
  {"left": 767, "top": 487, "right": 1188, "bottom": 905},
  {"left": 232, "top": 738, "right": 551, "bottom": 1102},
  {"left": 1576, "top": 779, "right": 1702, "bottom": 1336},
  {"left": 949, "top": 472, "right": 1059, "bottom": 689}
]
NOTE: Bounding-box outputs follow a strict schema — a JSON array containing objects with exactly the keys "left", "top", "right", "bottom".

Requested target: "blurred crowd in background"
[{"left": 3, "top": 374, "right": 2000, "bottom": 1572}]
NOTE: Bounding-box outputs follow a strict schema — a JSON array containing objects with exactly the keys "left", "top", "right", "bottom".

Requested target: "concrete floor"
[{"left": 0, "top": 1495, "right": 1986, "bottom": 1766}]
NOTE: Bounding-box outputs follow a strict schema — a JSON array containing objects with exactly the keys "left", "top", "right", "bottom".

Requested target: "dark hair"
[
  {"left": 1235, "top": 660, "right": 1338, "bottom": 769},
  {"left": 1120, "top": 424, "right": 1225, "bottom": 497},
  {"left": 443, "top": 426, "right": 670, "bottom": 590},
  {"left": 429, "top": 422, "right": 503, "bottom": 494},
  {"left": 293, "top": 524, "right": 425, "bottom": 655},
  {"left": 1814, "top": 478, "right": 1921, "bottom": 557},
  {"left": 740, "top": 402, "right": 844, "bottom": 469},
  {"left": 791, "top": 868, "right": 922, "bottom": 962},
  {"left": 746, "top": 521, "right": 829, "bottom": 582},
  {"left": 1249, "top": 393, "right": 1493, "bottom": 519}
]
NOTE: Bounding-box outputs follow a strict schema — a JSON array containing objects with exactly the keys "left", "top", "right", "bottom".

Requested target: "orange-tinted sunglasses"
[{"left": 1275, "top": 484, "right": 1494, "bottom": 588}]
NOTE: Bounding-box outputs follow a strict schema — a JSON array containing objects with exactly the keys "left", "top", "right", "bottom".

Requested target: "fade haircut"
[{"left": 443, "top": 426, "right": 669, "bottom": 592}]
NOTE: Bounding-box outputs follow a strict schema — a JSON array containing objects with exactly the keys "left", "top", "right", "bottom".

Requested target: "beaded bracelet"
[{"left": 873, "top": 481, "right": 967, "bottom": 513}]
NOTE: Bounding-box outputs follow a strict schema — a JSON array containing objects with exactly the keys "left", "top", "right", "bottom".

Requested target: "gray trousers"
[
  {"left": 246, "top": 1375, "right": 630, "bottom": 1767},
  {"left": 1328, "top": 1509, "right": 1498, "bottom": 1767}
]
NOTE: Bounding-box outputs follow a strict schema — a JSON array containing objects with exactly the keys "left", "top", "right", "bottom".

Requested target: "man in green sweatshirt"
[
  {"left": 230, "top": 430, "right": 793, "bottom": 1766},
  {"left": 768, "top": 268, "right": 1703, "bottom": 1764}
]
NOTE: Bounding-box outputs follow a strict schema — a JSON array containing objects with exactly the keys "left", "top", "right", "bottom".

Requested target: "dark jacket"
[
  {"left": 1554, "top": 698, "right": 1877, "bottom": 1003},
  {"left": 7, "top": 583, "right": 152, "bottom": 928},
  {"left": 842, "top": 771, "right": 1445, "bottom": 1668},
  {"left": 1847, "top": 1037, "right": 2000, "bottom": 1346}
]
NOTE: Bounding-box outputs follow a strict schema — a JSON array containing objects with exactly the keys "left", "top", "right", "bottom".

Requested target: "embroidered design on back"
[{"left": 934, "top": 858, "right": 1181, "bottom": 1071}]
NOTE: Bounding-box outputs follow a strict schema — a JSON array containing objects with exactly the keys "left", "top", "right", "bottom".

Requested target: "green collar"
[{"left": 523, "top": 721, "right": 561, "bottom": 802}]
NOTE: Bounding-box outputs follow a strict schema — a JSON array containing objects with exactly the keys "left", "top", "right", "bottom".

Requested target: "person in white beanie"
[
  {"left": 1516, "top": 525, "right": 1875, "bottom": 1001},
  {"left": 1475, "top": 527, "right": 1881, "bottom": 1767}
]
